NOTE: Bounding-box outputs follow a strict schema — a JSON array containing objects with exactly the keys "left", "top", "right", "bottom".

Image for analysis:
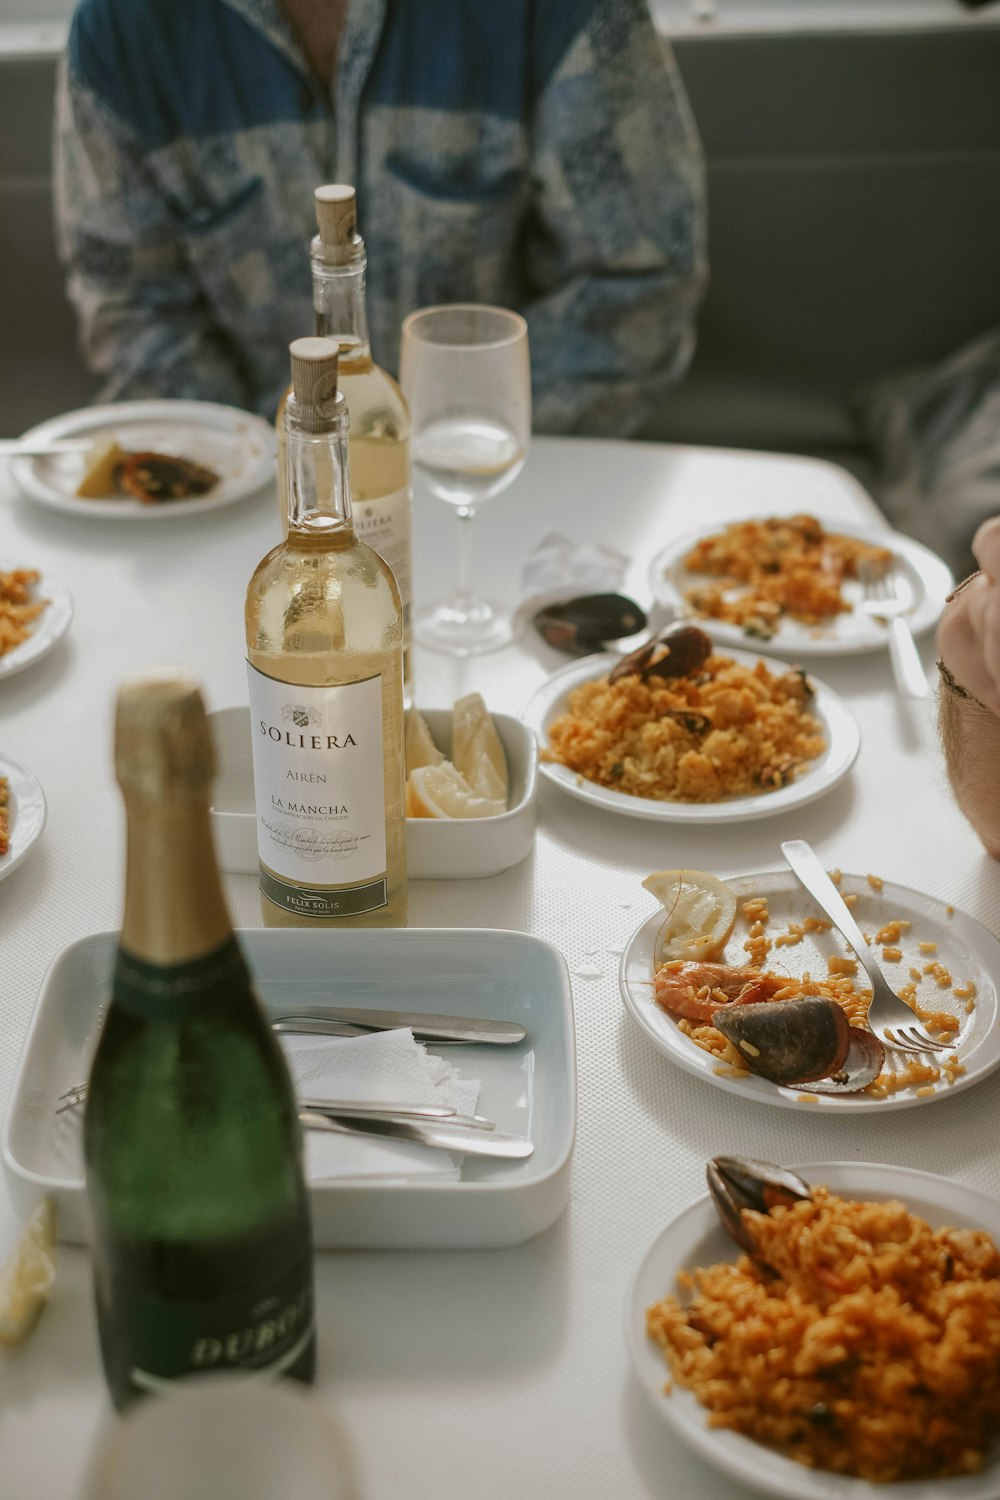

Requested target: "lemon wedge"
[
  {"left": 76, "top": 435, "right": 127, "bottom": 499},
  {"left": 404, "top": 708, "right": 445, "bottom": 777},
  {"left": 0, "top": 1197, "right": 56, "bottom": 1346},
  {"left": 408, "top": 762, "right": 506, "bottom": 820},
  {"left": 642, "top": 869, "right": 737, "bottom": 964},
  {"left": 451, "top": 692, "right": 508, "bottom": 805}
]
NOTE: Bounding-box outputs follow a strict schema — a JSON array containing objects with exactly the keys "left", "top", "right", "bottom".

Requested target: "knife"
[
  {"left": 298, "top": 1097, "right": 496, "bottom": 1130},
  {"left": 272, "top": 1008, "right": 526, "bottom": 1045},
  {"left": 0, "top": 438, "right": 96, "bottom": 457},
  {"left": 298, "top": 1110, "right": 533, "bottom": 1159}
]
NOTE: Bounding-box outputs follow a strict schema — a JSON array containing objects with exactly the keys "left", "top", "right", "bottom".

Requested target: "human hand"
[{"left": 937, "top": 515, "right": 1000, "bottom": 716}]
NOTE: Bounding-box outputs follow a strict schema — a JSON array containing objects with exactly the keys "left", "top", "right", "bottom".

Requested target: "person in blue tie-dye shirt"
[{"left": 54, "top": 0, "right": 706, "bottom": 434}]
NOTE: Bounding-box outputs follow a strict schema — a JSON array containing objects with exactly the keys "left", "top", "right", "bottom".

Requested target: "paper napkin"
[
  {"left": 516, "top": 530, "right": 629, "bottom": 626},
  {"left": 280, "top": 1029, "right": 481, "bottom": 1182}
]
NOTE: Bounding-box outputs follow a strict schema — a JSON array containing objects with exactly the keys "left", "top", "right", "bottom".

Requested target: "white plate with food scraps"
[
  {"left": 2, "top": 926, "right": 575, "bottom": 1249},
  {"left": 648, "top": 520, "right": 954, "bottom": 658},
  {"left": 619, "top": 870, "right": 1000, "bottom": 1111},
  {"left": 627, "top": 1160, "right": 1000, "bottom": 1500},
  {"left": 0, "top": 753, "right": 46, "bottom": 883},
  {"left": 0, "top": 562, "right": 73, "bottom": 681},
  {"left": 10, "top": 400, "right": 276, "bottom": 520},
  {"left": 521, "top": 650, "right": 860, "bottom": 824}
]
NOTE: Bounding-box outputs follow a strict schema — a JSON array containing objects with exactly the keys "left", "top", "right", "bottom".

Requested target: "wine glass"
[{"left": 400, "top": 304, "right": 530, "bottom": 656}]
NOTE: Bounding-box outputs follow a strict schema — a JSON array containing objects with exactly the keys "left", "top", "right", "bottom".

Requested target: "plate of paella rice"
[
  {"left": 627, "top": 1158, "right": 1000, "bottom": 1498},
  {"left": 618, "top": 869, "right": 1000, "bottom": 1111},
  {"left": 648, "top": 516, "right": 953, "bottom": 658},
  {"left": 521, "top": 629, "right": 859, "bottom": 824}
]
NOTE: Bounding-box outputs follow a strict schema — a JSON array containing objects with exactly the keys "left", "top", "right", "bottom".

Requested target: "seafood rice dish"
[
  {"left": 680, "top": 514, "right": 893, "bottom": 639},
  {"left": 543, "top": 625, "right": 826, "bottom": 803},
  {"left": 647, "top": 1158, "right": 1000, "bottom": 1483}
]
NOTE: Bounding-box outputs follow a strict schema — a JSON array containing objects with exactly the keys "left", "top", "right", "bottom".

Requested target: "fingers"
[
  {"left": 938, "top": 574, "right": 1000, "bottom": 715},
  {"left": 972, "top": 514, "right": 1000, "bottom": 579}
]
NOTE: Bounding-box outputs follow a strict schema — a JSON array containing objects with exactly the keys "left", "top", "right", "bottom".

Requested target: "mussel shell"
[
  {"left": 607, "top": 623, "right": 713, "bottom": 684},
  {"left": 118, "top": 452, "right": 219, "bottom": 501},
  {"left": 533, "top": 594, "right": 647, "bottom": 656},
  {"left": 713, "top": 997, "right": 850, "bottom": 1085},
  {"left": 707, "top": 1156, "right": 812, "bottom": 1255},
  {"left": 796, "top": 1025, "right": 885, "bottom": 1094},
  {"left": 642, "top": 625, "right": 713, "bottom": 682}
]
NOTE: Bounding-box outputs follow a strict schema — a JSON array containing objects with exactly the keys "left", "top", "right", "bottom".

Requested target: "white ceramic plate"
[
  {"left": 521, "top": 651, "right": 859, "bottom": 823},
  {"left": 0, "top": 753, "right": 46, "bottom": 883},
  {"left": 2, "top": 927, "right": 576, "bottom": 1250},
  {"left": 619, "top": 870, "right": 1000, "bottom": 1111},
  {"left": 627, "top": 1161, "right": 1000, "bottom": 1500},
  {"left": 649, "top": 520, "right": 954, "bottom": 657},
  {"left": 0, "top": 561, "right": 73, "bottom": 680},
  {"left": 10, "top": 400, "right": 276, "bottom": 520}
]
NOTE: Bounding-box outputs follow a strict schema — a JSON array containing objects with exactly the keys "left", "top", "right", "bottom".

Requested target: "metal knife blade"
[
  {"left": 297, "top": 1097, "right": 457, "bottom": 1121},
  {"left": 272, "top": 1009, "right": 526, "bottom": 1045},
  {"left": 0, "top": 438, "right": 96, "bottom": 457},
  {"left": 298, "top": 1111, "right": 533, "bottom": 1159}
]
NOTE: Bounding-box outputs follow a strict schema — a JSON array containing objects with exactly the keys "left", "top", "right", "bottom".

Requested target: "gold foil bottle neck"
[
  {"left": 115, "top": 668, "right": 216, "bottom": 803},
  {"left": 314, "top": 183, "right": 362, "bottom": 265},
  {"left": 289, "top": 337, "right": 343, "bottom": 433}
]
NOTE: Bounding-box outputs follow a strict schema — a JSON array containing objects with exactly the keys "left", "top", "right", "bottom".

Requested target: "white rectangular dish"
[
  {"left": 2, "top": 927, "right": 575, "bottom": 1250},
  {"left": 209, "top": 706, "right": 538, "bottom": 880}
]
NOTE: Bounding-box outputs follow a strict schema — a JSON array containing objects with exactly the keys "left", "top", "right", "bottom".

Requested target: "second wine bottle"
[{"left": 246, "top": 336, "right": 407, "bottom": 927}]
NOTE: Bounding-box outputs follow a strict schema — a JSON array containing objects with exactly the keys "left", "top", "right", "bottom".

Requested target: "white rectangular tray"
[
  {"left": 2, "top": 928, "right": 575, "bottom": 1250},
  {"left": 209, "top": 706, "right": 538, "bottom": 880}
]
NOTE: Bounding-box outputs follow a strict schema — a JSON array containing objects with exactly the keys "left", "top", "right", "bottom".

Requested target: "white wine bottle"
[
  {"left": 84, "top": 669, "right": 316, "bottom": 1411},
  {"left": 248, "top": 337, "right": 407, "bottom": 928},
  {"left": 277, "top": 184, "right": 414, "bottom": 703}
]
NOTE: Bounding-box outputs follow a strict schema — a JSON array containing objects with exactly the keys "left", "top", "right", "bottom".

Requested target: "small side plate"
[
  {"left": 11, "top": 400, "right": 276, "bottom": 520},
  {"left": 2, "top": 927, "right": 575, "bottom": 1250},
  {"left": 0, "top": 563, "right": 73, "bottom": 681},
  {"left": 0, "top": 753, "right": 46, "bottom": 883}
]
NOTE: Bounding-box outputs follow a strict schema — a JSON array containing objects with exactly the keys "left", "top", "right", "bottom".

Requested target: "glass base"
[{"left": 415, "top": 597, "right": 515, "bottom": 657}]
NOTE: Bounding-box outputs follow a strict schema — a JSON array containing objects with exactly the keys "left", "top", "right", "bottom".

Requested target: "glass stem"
[{"left": 454, "top": 505, "right": 476, "bottom": 610}]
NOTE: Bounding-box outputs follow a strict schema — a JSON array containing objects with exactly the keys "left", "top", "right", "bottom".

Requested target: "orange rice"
[
  {"left": 681, "top": 515, "right": 892, "bottom": 639},
  {"left": 0, "top": 568, "right": 47, "bottom": 658},
  {"left": 543, "top": 654, "right": 825, "bottom": 802},
  {"left": 647, "top": 1187, "right": 1000, "bottom": 1482}
]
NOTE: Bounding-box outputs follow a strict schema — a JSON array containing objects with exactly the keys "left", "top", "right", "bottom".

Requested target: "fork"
[
  {"left": 781, "top": 840, "right": 947, "bottom": 1055},
  {"left": 857, "top": 559, "right": 928, "bottom": 699},
  {"left": 54, "top": 1083, "right": 493, "bottom": 1129}
]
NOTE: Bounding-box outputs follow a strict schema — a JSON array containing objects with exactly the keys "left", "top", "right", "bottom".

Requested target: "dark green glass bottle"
[{"left": 84, "top": 670, "right": 316, "bottom": 1410}]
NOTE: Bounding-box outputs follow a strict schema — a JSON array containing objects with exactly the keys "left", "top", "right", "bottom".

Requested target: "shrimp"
[{"left": 654, "top": 961, "right": 784, "bottom": 1024}]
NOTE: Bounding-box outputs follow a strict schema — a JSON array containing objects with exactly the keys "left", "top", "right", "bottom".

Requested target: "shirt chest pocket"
[
  {"left": 178, "top": 177, "right": 308, "bottom": 340},
  {"left": 375, "top": 144, "right": 529, "bottom": 309}
]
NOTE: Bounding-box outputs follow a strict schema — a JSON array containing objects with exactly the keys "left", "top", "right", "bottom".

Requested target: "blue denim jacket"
[{"left": 55, "top": 0, "right": 706, "bottom": 432}]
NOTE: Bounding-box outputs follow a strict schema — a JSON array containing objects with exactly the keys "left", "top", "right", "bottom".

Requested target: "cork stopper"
[
  {"left": 314, "top": 184, "right": 362, "bottom": 265},
  {"left": 115, "top": 668, "right": 215, "bottom": 802},
  {"left": 288, "top": 337, "right": 341, "bottom": 432}
]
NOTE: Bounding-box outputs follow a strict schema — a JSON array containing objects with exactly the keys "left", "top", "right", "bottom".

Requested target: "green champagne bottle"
[{"left": 84, "top": 669, "right": 316, "bottom": 1410}]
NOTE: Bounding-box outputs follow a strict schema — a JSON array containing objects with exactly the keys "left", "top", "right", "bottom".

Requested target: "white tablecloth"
[{"left": 1, "top": 436, "right": 998, "bottom": 1499}]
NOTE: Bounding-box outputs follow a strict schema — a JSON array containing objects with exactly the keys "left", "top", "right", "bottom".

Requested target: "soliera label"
[
  {"left": 352, "top": 485, "right": 412, "bottom": 630},
  {"left": 246, "top": 665, "right": 387, "bottom": 911},
  {"left": 125, "top": 1259, "right": 314, "bottom": 1394}
]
